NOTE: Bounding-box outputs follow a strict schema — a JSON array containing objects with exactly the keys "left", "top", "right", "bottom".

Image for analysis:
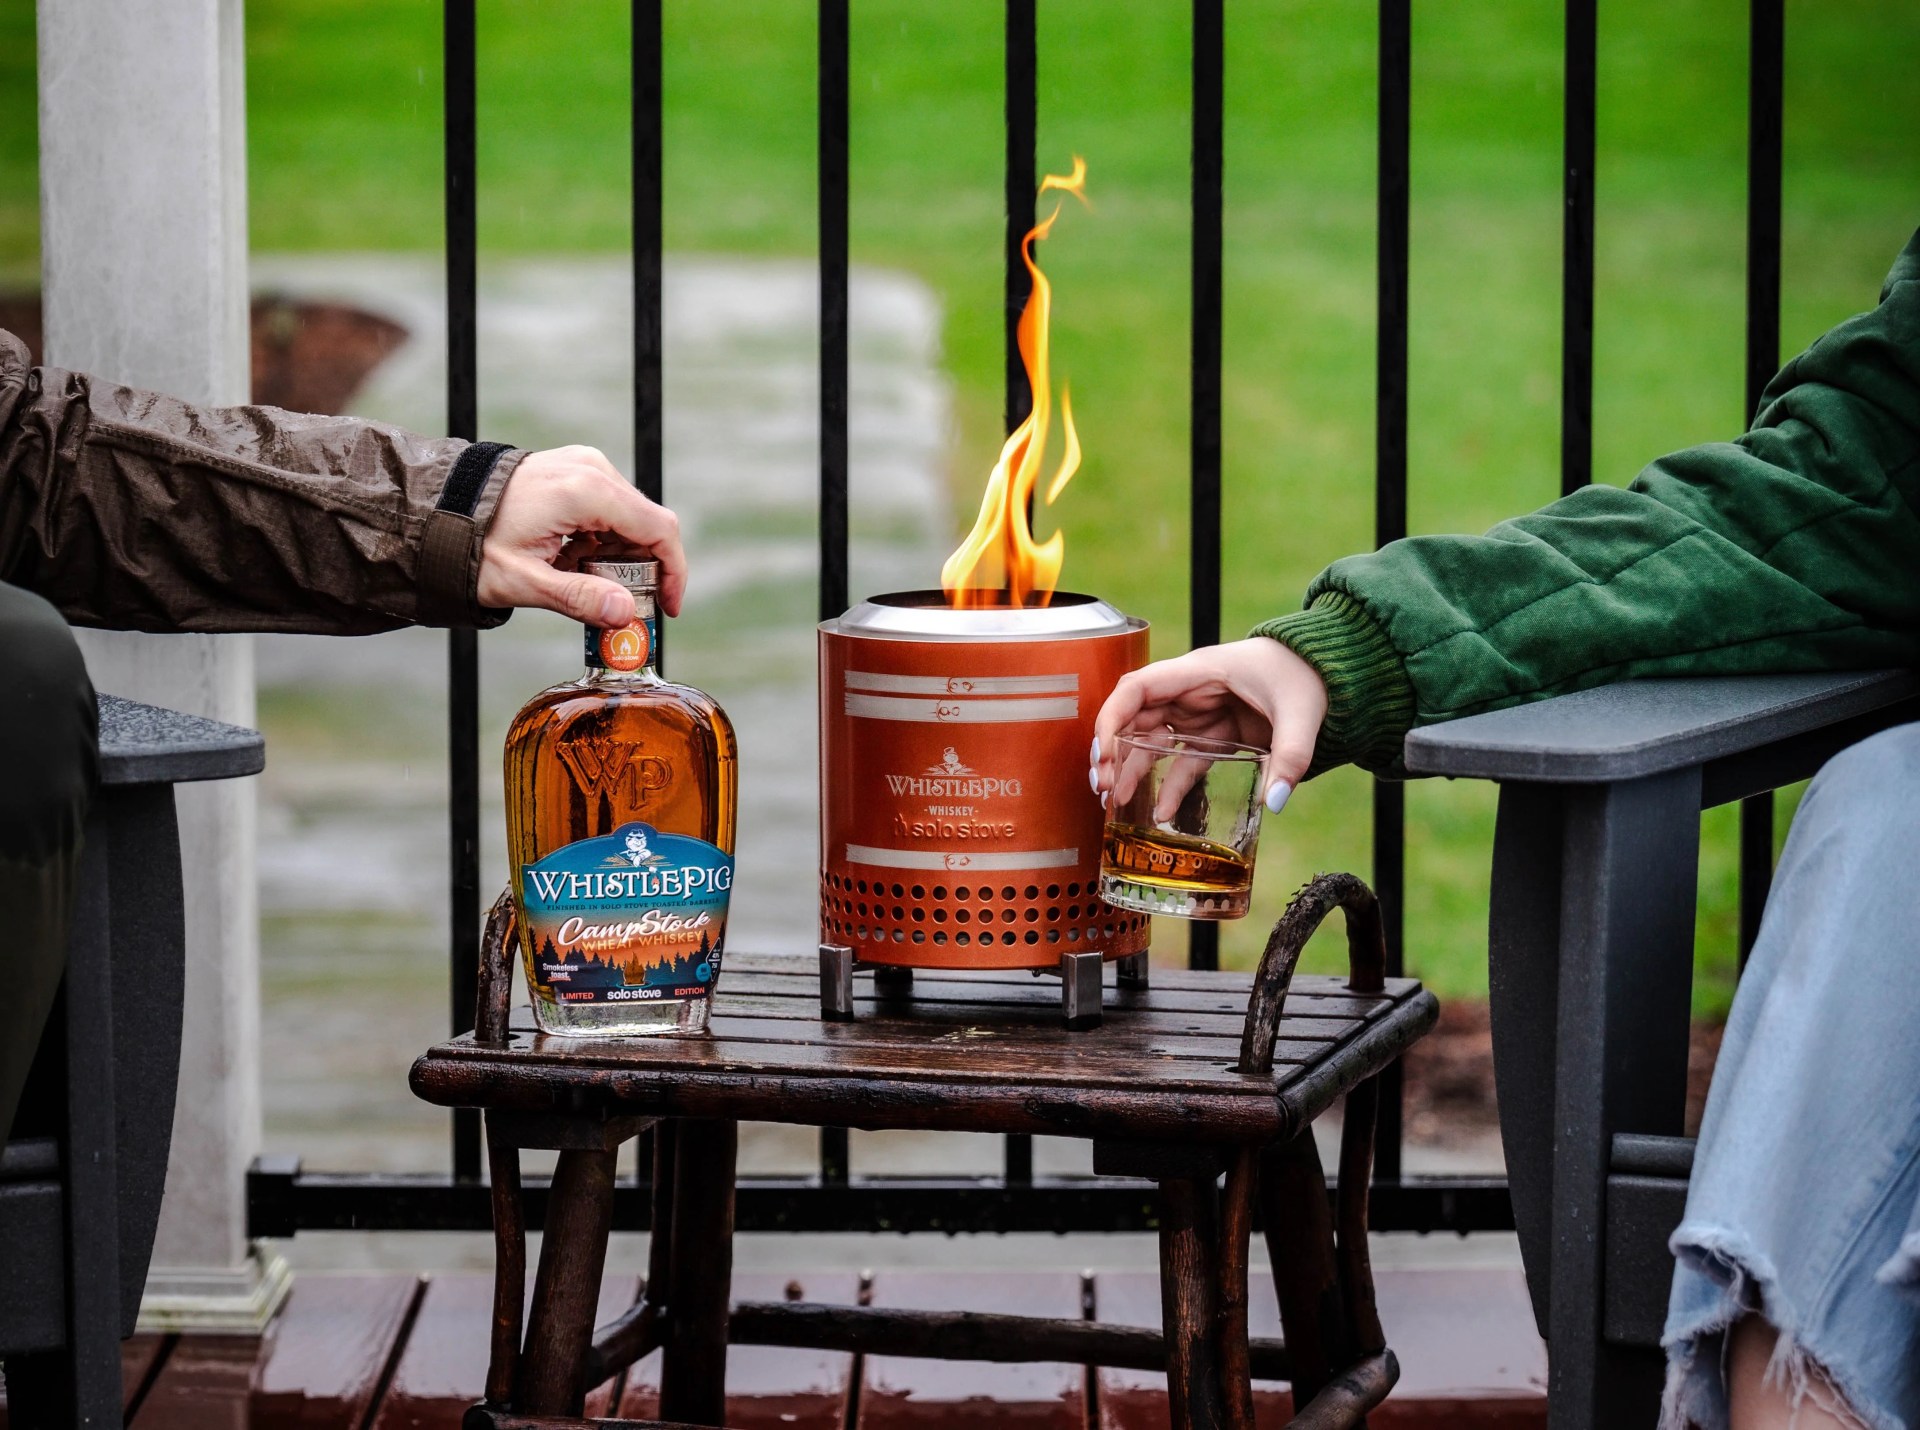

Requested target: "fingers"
[
  {"left": 565, "top": 472, "right": 688, "bottom": 618},
  {"left": 1261, "top": 716, "right": 1318, "bottom": 815},
  {"left": 492, "top": 554, "right": 636, "bottom": 627},
  {"left": 487, "top": 447, "right": 690, "bottom": 619}
]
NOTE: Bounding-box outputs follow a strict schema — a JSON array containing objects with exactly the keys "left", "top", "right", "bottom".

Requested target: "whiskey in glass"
[{"left": 1098, "top": 732, "right": 1263, "bottom": 919}]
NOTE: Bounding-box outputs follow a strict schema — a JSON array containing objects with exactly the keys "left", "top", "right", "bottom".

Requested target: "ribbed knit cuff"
[{"left": 1250, "top": 592, "right": 1417, "bottom": 778}]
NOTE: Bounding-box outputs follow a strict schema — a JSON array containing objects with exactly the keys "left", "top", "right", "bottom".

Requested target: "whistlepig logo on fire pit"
[
  {"left": 926, "top": 747, "right": 975, "bottom": 776},
  {"left": 886, "top": 746, "right": 1022, "bottom": 799}
]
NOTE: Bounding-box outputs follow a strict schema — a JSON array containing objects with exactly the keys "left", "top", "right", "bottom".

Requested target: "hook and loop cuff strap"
[{"left": 420, "top": 441, "right": 517, "bottom": 627}]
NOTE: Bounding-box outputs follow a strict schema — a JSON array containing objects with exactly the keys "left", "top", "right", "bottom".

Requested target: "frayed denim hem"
[{"left": 1662, "top": 1226, "right": 1891, "bottom": 1430}]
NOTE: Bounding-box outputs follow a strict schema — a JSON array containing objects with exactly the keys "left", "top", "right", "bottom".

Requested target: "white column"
[{"left": 37, "top": 0, "right": 290, "bottom": 1332}]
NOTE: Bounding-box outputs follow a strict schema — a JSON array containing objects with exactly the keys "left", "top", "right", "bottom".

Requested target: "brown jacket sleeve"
[{"left": 0, "top": 329, "right": 523, "bottom": 635}]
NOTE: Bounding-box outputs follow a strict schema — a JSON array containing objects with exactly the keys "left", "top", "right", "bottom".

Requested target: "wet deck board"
[
  {"left": 617, "top": 1273, "right": 858, "bottom": 1429},
  {"left": 857, "top": 1272, "right": 1087, "bottom": 1430},
  {"left": 255, "top": 1272, "right": 422, "bottom": 1427},
  {"left": 368, "top": 1273, "right": 638, "bottom": 1430},
  {"left": 2, "top": 1268, "right": 1542, "bottom": 1429}
]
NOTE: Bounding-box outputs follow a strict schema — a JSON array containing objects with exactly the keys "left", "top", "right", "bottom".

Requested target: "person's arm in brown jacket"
[{"left": 0, "top": 328, "right": 685, "bottom": 635}]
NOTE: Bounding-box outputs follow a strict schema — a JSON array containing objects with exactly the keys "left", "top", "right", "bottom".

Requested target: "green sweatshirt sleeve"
[{"left": 1252, "top": 228, "right": 1920, "bottom": 779}]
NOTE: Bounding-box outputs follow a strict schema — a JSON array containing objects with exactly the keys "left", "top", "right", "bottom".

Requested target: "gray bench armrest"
[
  {"left": 97, "top": 693, "right": 264, "bottom": 787},
  {"left": 1403, "top": 670, "right": 1920, "bottom": 784}
]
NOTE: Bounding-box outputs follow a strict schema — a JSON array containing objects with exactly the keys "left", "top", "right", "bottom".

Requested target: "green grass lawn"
[{"left": 4, "top": 0, "right": 1915, "bottom": 1012}]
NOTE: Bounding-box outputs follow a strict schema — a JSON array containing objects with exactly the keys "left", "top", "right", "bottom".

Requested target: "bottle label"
[
  {"left": 585, "top": 615, "right": 658, "bottom": 672},
  {"left": 518, "top": 820, "right": 733, "bottom": 1006}
]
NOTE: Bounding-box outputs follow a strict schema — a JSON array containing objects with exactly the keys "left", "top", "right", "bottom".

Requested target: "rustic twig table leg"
[
  {"left": 1158, "top": 1173, "right": 1228, "bottom": 1430},
  {"left": 1261, "top": 1129, "right": 1353, "bottom": 1417},
  {"left": 515, "top": 1146, "right": 619, "bottom": 1416},
  {"left": 659, "top": 1117, "right": 739, "bottom": 1426}
]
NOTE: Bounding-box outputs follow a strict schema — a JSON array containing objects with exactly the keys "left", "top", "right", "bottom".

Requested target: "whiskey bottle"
[{"left": 503, "top": 559, "right": 738, "bottom": 1036}]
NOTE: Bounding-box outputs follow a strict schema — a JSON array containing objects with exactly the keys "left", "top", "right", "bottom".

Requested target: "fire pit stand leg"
[
  {"left": 1061, "top": 951, "right": 1104, "bottom": 1031},
  {"left": 819, "top": 943, "right": 855, "bottom": 1021},
  {"left": 1116, "top": 952, "right": 1150, "bottom": 990}
]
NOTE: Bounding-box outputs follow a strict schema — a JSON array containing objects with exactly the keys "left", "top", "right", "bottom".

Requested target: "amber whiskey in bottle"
[{"left": 504, "top": 560, "right": 738, "bottom": 1036}]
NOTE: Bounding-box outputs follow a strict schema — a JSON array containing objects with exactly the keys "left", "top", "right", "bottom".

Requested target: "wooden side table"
[{"left": 412, "top": 874, "right": 1436, "bottom": 1430}]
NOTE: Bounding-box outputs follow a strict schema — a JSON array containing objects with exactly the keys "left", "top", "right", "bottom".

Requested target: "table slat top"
[{"left": 413, "top": 954, "right": 1435, "bottom": 1146}]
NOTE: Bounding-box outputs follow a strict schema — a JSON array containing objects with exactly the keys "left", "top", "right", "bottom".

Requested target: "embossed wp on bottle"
[{"left": 504, "top": 560, "right": 738, "bottom": 1036}]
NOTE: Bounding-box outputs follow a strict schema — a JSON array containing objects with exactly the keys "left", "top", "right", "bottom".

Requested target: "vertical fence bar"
[
  {"left": 1560, "top": 0, "right": 1597, "bottom": 497},
  {"left": 626, "top": 0, "right": 665, "bottom": 1191},
  {"left": 1005, "top": 0, "right": 1037, "bottom": 436},
  {"left": 820, "top": 0, "right": 850, "bottom": 624},
  {"left": 1186, "top": 0, "right": 1224, "bottom": 976},
  {"left": 634, "top": 0, "right": 665, "bottom": 674},
  {"left": 444, "top": 0, "right": 483, "bottom": 1184},
  {"left": 1738, "top": 0, "right": 1784, "bottom": 967},
  {"left": 1371, "top": 0, "right": 1411, "bottom": 1185},
  {"left": 1002, "top": 0, "right": 1039, "bottom": 1184},
  {"left": 819, "top": 0, "right": 853, "bottom": 1191}
]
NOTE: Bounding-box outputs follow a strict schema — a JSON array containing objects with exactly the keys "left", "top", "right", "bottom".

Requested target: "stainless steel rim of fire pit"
[{"left": 825, "top": 590, "right": 1144, "bottom": 641}]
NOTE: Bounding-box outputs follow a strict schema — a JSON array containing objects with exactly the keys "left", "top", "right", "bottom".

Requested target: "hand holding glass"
[{"left": 1097, "top": 732, "right": 1265, "bottom": 919}]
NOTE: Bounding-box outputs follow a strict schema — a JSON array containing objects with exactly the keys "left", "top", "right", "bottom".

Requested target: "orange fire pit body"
[{"left": 819, "top": 592, "right": 1151, "bottom": 970}]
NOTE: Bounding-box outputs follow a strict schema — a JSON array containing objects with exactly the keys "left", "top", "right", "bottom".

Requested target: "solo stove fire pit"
[{"left": 818, "top": 589, "right": 1150, "bottom": 1028}]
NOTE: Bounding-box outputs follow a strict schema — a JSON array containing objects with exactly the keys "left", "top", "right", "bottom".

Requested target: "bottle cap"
[{"left": 585, "top": 559, "right": 660, "bottom": 592}]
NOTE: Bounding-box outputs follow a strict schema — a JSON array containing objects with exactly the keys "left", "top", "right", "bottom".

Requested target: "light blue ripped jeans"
[{"left": 1663, "top": 721, "right": 1920, "bottom": 1430}]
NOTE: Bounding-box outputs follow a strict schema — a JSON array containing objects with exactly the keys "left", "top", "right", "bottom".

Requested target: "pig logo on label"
[
  {"left": 613, "top": 827, "right": 659, "bottom": 866},
  {"left": 946, "top": 678, "right": 976, "bottom": 694},
  {"left": 926, "top": 747, "right": 975, "bottom": 777}
]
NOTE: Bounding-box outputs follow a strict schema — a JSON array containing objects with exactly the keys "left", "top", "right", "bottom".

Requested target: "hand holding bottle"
[{"left": 479, "top": 445, "right": 688, "bottom": 626}]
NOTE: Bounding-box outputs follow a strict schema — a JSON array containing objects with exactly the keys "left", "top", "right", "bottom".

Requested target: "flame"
[{"left": 941, "top": 157, "right": 1090, "bottom": 609}]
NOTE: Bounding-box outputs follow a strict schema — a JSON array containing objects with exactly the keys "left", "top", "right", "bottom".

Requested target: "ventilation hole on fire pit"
[
  {"left": 978, "top": 887, "right": 993, "bottom": 902},
  {"left": 1047, "top": 883, "right": 1061, "bottom": 899},
  {"left": 932, "top": 908, "right": 947, "bottom": 924},
  {"left": 1067, "top": 928, "right": 1082, "bottom": 941},
  {"left": 1068, "top": 882, "right": 1082, "bottom": 897},
  {"left": 1024, "top": 931, "right": 1039, "bottom": 945},
  {"left": 912, "top": 930, "right": 926, "bottom": 944},
  {"left": 933, "top": 932, "right": 948, "bottom": 945},
  {"left": 892, "top": 929, "right": 905, "bottom": 942},
  {"left": 911, "top": 884, "right": 925, "bottom": 900},
  {"left": 1024, "top": 884, "right": 1038, "bottom": 900},
  {"left": 856, "top": 925, "right": 868, "bottom": 938},
  {"left": 1000, "top": 909, "right": 1016, "bottom": 924},
  {"left": 892, "top": 883, "right": 905, "bottom": 899},
  {"left": 911, "top": 907, "right": 925, "bottom": 922},
  {"left": 956, "top": 932, "right": 971, "bottom": 946},
  {"left": 955, "top": 909, "right": 971, "bottom": 925},
  {"left": 857, "top": 879, "right": 869, "bottom": 894},
  {"left": 1023, "top": 908, "right": 1038, "bottom": 923},
  {"left": 952, "top": 884, "right": 968, "bottom": 899},
  {"left": 892, "top": 905, "right": 905, "bottom": 921},
  {"left": 1001, "top": 884, "right": 1017, "bottom": 900},
  {"left": 1046, "top": 929, "right": 1060, "bottom": 943},
  {"left": 933, "top": 884, "right": 948, "bottom": 900},
  {"left": 1003, "top": 931, "right": 1018, "bottom": 945},
  {"left": 1045, "top": 905, "right": 1061, "bottom": 921},
  {"left": 1067, "top": 904, "right": 1081, "bottom": 919}
]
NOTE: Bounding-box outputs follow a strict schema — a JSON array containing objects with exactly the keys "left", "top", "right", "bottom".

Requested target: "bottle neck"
[{"left": 582, "top": 599, "right": 659, "bottom": 680}]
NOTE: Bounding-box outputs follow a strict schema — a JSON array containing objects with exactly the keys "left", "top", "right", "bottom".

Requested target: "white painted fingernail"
[
  {"left": 1088, "top": 766, "right": 1101, "bottom": 795},
  {"left": 1265, "top": 779, "right": 1294, "bottom": 815},
  {"left": 1101, "top": 792, "right": 1109, "bottom": 810},
  {"left": 1089, "top": 736, "right": 1100, "bottom": 764}
]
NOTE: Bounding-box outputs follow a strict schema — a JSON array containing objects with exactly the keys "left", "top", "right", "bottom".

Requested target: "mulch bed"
[
  {"left": 1402, "top": 999, "right": 1725, "bottom": 1145},
  {"left": 0, "top": 291, "right": 405, "bottom": 415}
]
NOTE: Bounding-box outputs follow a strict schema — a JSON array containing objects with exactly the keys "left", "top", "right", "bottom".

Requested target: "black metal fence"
[{"left": 248, "top": 0, "right": 1786, "bottom": 1240}]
